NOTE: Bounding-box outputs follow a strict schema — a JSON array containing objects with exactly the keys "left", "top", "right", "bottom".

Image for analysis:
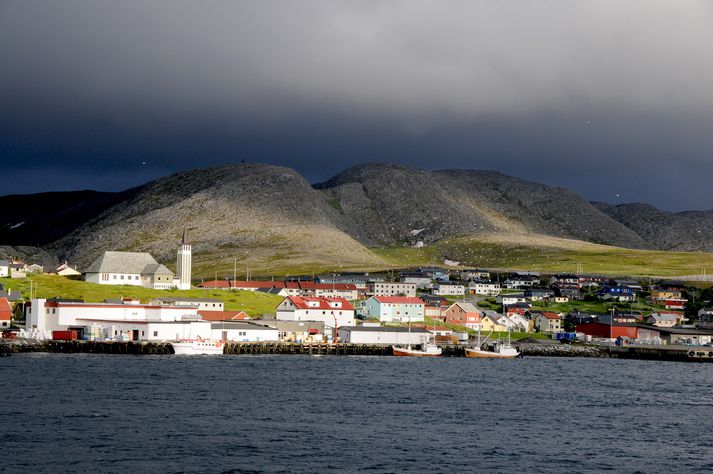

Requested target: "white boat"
[
  {"left": 465, "top": 328, "right": 519, "bottom": 359},
  {"left": 393, "top": 343, "right": 443, "bottom": 357},
  {"left": 392, "top": 319, "right": 442, "bottom": 357},
  {"left": 172, "top": 339, "right": 225, "bottom": 355}
]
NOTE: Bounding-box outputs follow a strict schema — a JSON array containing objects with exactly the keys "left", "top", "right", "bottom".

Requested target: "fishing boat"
[
  {"left": 392, "top": 319, "right": 442, "bottom": 357},
  {"left": 464, "top": 328, "right": 519, "bottom": 359},
  {"left": 172, "top": 339, "right": 225, "bottom": 355}
]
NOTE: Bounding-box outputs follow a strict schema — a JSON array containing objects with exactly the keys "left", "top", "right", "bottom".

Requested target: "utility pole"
[{"left": 233, "top": 257, "right": 237, "bottom": 287}]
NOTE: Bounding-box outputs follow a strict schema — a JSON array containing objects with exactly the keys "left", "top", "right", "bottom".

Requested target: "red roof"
[
  {"left": 540, "top": 312, "right": 561, "bottom": 320},
  {"left": 0, "top": 297, "right": 11, "bottom": 321},
  {"left": 294, "top": 282, "right": 357, "bottom": 291},
  {"left": 373, "top": 296, "right": 425, "bottom": 305},
  {"left": 198, "top": 310, "right": 251, "bottom": 321},
  {"left": 285, "top": 296, "right": 354, "bottom": 311},
  {"left": 197, "top": 280, "right": 286, "bottom": 289}
]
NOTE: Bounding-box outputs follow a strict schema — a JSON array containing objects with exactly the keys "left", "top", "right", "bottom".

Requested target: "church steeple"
[{"left": 177, "top": 230, "right": 192, "bottom": 290}]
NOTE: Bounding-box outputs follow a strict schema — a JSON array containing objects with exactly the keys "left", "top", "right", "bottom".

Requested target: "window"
[
  {"left": 113, "top": 275, "right": 117, "bottom": 279},
  {"left": 120, "top": 275, "right": 124, "bottom": 280},
  {"left": 153, "top": 331, "right": 158, "bottom": 337},
  {"left": 141, "top": 331, "right": 145, "bottom": 336},
  {"left": 135, "top": 276, "right": 139, "bottom": 280}
]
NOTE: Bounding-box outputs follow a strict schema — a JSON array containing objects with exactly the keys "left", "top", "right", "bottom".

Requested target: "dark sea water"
[{"left": 2, "top": 354, "right": 713, "bottom": 473}]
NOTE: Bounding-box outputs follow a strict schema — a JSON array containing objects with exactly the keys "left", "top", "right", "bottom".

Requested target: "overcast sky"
[{"left": 2, "top": 1, "right": 713, "bottom": 210}]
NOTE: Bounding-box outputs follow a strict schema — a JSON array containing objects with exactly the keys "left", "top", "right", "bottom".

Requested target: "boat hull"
[
  {"left": 464, "top": 348, "right": 519, "bottom": 359},
  {"left": 172, "top": 341, "right": 224, "bottom": 355},
  {"left": 392, "top": 346, "right": 442, "bottom": 357}
]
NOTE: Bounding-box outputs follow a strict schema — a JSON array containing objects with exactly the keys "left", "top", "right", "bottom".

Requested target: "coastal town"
[{"left": 3, "top": 235, "right": 713, "bottom": 359}]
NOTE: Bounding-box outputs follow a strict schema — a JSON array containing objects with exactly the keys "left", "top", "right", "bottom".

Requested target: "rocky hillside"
[
  {"left": 4, "top": 162, "right": 713, "bottom": 276},
  {"left": 316, "top": 163, "right": 648, "bottom": 248},
  {"left": 49, "top": 164, "right": 385, "bottom": 274},
  {"left": 594, "top": 202, "right": 713, "bottom": 252}
]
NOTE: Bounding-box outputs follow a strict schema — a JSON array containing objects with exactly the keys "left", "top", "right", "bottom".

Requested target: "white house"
[
  {"left": 25, "top": 298, "right": 210, "bottom": 341},
  {"left": 507, "top": 313, "right": 532, "bottom": 332},
  {"left": 534, "top": 313, "right": 562, "bottom": 333},
  {"left": 84, "top": 251, "right": 175, "bottom": 290},
  {"left": 56, "top": 262, "right": 81, "bottom": 277},
  {"left": 0, "top": 260, "right": 9, "bottom": 278},
  {"left": 468, "top": 280, "right": 501, "bottom": 296},
  {"left": 338, "top": 325, "right": 432, "bottom": 345},
  {"left": 368, "top": 282, "right": 417, "bottom": 297},
  {"left": 211, "top": 321, "right": 279, "bottom": 342},
  {"left": 362, "top": 296, "right": 425, "bottom": 323},
  {"left": 399, "top": 274, "right": 433, "bottom": 289},
  {"left": 275, "top": 296, "right": 355, "bottom": 331},
  {"left": 432, "top": 283, "right": 465, "bottom": 296},
  {"left": 496, "top": 293, "right": 528, "bottom": 306}
]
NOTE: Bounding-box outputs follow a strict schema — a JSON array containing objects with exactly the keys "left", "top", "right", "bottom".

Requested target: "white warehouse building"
[{"left": 25, "top": 298, "right": 210, "bottom": 341}]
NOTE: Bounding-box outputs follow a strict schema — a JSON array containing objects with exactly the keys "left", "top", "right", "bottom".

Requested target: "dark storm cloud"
[{"left": 1, "top": 1, "right": 713, "bottom": 209}]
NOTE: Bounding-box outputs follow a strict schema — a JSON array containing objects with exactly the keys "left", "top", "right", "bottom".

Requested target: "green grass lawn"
[
  {"left": 0, "top": 274, "right": 282, "bottom": 316},
  {"left": 373, "top": 235, "right": 713, "bottom": 278}
]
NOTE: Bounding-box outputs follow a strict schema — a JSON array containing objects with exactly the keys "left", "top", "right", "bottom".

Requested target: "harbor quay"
[{"left": 4, "top": 339, "right": 713, "bottom": 362}]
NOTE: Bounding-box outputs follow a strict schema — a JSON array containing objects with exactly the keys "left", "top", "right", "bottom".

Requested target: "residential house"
[
  {"left": 468, "top": 280, "right": 501, "bottom": 296},
  {"left": 368, "top": 282, "right": 417, "bottom": 297},
  {"left": 0, "top": 260, "right": 9, "bottom": 278},
  {"left": 275, "top": 296, "right": 355, "bottom": 331},
  {"left": 534, "top": 312, "right": 562, "bottom": 333},
  {"left": 525, "top": 288, "right": 554, "bottom": 301},
  {"left": 399, "top": 273, "right": 433, "bottom": 289},
  {"left": 432, "top": 283, "right": 465, "bottom": 297},
  {"left": 579, "top": 275, "right": 609, "bottom": 287},
  {"left": 444, "top": 302, "right": 482, "bottom": 329},
  {"left": 0, "top": 285, "right": 22, "bottom": 302},
  {"left": 496, "top": 293, "right": 528, "bottom": 306},
  {"left": 0, "top": 297, "right": 11, "bottom": 328},
  {"left": 461, "top": 269, "right": 491, "bottom": 281},
  {"left": 316, "top": 273, "right": 381, "bottom": 287},
  {"left": 503, "top": 274, "right": 539, "bottom": 289},
  {"left": 507, "top": 313, "right": 532, "bottom": 332},
  {"left": 646, "top": 312, "right": 685, "bottom": 328},
  {"left": 549, "top": 274, "right": 580, "bottom": 286},
  {"left": 85, "top": 251, "right": 175, "bottom": 290},
  {"left": 479, "top": 313, "right": 509, "bottom": 332},
  {"left": 362, "top": 296, "right": 425, "bottom": 323},
  {"left": 56, "top": 262, "right": 81, "bottom": 277},
  {"left": 598, "top": 286, "right": 636, "bottom": 302},
  {"left": 420, "top": 268, "right": 449, "bottom": 281}
]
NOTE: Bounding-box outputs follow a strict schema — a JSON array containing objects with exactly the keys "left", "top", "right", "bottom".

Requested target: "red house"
[
  {"left": 444, "top": 302, "right": 482, "bottom": 329},
  {"left": 0, "top": 297, "right": 11, "bottom": 328}
]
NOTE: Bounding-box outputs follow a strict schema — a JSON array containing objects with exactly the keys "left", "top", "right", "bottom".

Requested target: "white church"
[{"left": 84, "top": 232, "right": 192, "bottom": 290}]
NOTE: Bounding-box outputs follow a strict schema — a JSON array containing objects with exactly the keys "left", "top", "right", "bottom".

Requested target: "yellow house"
[{"left": 480, "top": 314, "right": 509, "bottom": 332}]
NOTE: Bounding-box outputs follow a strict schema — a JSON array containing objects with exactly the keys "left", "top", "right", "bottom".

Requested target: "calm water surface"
[{"left": 2, "top": 354, "right": 713, "bottom": 473}]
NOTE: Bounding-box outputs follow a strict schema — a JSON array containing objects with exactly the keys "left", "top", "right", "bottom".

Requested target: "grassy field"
[
  {"left": 0, "top": 275, "right": 282, "bottom": 316},
  {"left": 372, "top": 233, "right": 713, "bottom": 278}
]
